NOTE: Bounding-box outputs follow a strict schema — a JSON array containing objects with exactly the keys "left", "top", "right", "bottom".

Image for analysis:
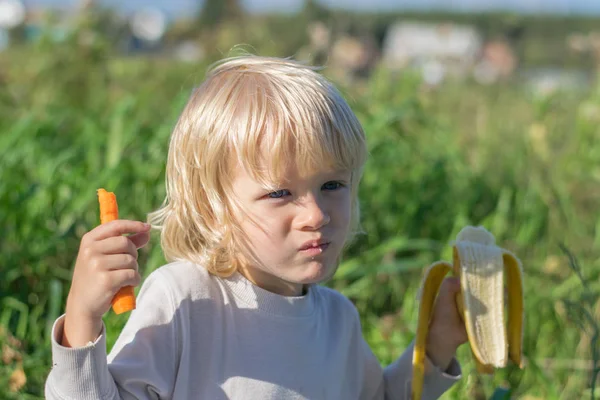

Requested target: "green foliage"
[{"left": 1, "top": 15, "right": 599, "bottom": 400}]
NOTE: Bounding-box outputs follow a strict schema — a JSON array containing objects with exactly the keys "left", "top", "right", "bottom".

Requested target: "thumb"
[
  {"left": 435, "top": 277, "right": 463, "bottom": 318},
  {"left": 437, "top": 277, "right": 461, "bottom": 301},
  {"left": 127, "top": 231, "right": 151, "bottom": 249}
]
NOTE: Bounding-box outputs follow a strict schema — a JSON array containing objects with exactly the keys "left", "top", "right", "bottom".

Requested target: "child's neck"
[{"left": 238, "top": 267, "right": 306, "bottom": 297}]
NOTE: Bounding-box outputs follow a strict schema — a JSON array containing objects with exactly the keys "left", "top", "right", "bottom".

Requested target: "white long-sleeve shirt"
[{"left": 45, "top": 261, "right": 461, "bottom": 399}]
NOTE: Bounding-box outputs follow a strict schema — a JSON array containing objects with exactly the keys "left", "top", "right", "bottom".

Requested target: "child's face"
[{"left": 230, "top": 162, "right": 352, "bottom": 296}]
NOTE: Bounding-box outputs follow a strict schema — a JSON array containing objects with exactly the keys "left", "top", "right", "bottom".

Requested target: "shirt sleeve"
[
  {"left": 45, "top": 269, "right": 179, "bottom": 400},
  {"left": 382, "top": 340, "right": 461, "bottom": 400}
]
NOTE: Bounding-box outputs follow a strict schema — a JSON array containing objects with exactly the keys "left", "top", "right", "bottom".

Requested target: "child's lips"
[
  {"left": 299, "top": 238, "right": 331, "bottom": 251},
  {"left": 299, "top": 242, "right": 330, "bottom": 256}
]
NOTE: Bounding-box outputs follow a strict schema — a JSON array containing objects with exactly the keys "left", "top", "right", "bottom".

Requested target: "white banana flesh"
[{"left": 455, "top": 230, "right": 506, "bottom": 368}]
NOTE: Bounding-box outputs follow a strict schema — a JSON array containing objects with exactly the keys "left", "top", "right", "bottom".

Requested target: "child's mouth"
[{"left": 299, "top": 242, "right": 330, "bottom": 256}]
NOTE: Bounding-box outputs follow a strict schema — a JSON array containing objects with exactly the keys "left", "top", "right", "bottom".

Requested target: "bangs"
[{"left": 209, "top": 58, "right": 367, "bottom": 188}]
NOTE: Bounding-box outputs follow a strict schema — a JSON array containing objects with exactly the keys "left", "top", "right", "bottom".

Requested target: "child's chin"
[{"left": 297, "top": 261, "right": 337, "bottom": 284}]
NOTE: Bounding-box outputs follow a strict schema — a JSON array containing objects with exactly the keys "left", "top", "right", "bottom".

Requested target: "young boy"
[{"left": 45, "top": 55, "right": 466, "bottom": 399}]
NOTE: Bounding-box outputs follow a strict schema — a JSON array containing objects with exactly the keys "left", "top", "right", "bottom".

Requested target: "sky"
[{"left": 20, "top": 0, "right": 600, "bottom": 18}]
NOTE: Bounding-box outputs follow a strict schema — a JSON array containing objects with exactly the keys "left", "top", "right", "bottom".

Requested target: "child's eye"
[
  {"left": 322, "top": 181, "right": 345, "bottom": 191},
  {"left": 267, "top": 189, "right": 291, "bottom": 199}
]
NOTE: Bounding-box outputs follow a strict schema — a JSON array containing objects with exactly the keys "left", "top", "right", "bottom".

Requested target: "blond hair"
[{"left": 148, "top": 55, "right": 367, "bottom": 277}]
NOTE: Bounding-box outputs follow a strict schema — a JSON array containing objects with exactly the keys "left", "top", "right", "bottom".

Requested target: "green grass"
[{"left": 1, "top": 20, "right": 599, "bottom": 399}]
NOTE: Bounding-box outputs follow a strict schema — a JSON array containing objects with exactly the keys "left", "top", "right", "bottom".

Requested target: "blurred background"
[{"left": 1, "top": 0, "right": 599, "bottom": 398}]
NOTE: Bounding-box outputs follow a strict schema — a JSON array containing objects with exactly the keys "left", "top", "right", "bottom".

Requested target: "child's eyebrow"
[
  {"left": 258, "top": 180, "right": 288, "bottom": 191},
  {"left": 323, "top": 169, "right": 352, "bottom": 177}
]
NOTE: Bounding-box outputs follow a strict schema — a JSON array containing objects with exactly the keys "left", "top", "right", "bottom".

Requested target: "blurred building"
[
  {"left": 381, "top": 21, "right": 518, "bottom": 85},
  {"left": 521, "top": 67, "right": 590, "bottom": 96},
  {"left": 0, "top": 0, "right": 25, "bottom": 29},
  {"left": 382, "top": 21, "right": 481, "bottom": 84},
  {"left": 0, "top": 0, "right": 25, "bottom": 50}
]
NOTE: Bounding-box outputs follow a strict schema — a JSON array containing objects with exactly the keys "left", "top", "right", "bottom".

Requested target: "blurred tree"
[
  {"left": 196, "top": 0, "right": 246, "bottom": 57},
  {"left": 302, "top": 0, "right": 331, "bottom": 22},
  {"left": 198, "top": 0, "right": 244, "bottom": 29}
]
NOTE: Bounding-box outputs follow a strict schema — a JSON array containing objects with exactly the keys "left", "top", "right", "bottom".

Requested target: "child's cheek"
[{"left": 332, "top": 195, "right": 352, "bottom": 226}]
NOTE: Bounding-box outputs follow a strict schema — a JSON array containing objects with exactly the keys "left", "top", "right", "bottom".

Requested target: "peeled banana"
[{"left": 411, "top": 226, "right": 524, "bottom": 400}]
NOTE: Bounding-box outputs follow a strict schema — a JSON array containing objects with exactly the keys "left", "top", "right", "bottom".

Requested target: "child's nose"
[{"left": 297, "top": 197, "right": 331, "bottom": 230}]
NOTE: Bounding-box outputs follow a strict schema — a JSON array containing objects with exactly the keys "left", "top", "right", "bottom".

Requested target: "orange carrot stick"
[{"left": 97, "top": 188, "right": 136, "bottom": 314}]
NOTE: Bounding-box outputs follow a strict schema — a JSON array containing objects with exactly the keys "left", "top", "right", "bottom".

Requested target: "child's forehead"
[
  {"left": 236, "top": 138, "right": 329, "bottom": 173},
  {"left": 270, "top": 165, "right": 350, "bottom": 182},
  {"left": 234, "top": 156, "right": 348, "bottom": 185}
]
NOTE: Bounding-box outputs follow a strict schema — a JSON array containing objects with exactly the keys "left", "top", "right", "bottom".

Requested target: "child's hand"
[
  {"left": 425, "top": 277, "right": 468, "bottom": 371},
  {"left": 61, "top": 220, "right": 150, "bottom": 347}
]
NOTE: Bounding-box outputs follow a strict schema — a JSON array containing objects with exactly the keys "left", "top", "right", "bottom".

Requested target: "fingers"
[
  {"left": 87, "top": 220, "right": 151, "bottom": 241},
  {"left": 98, "top": 268, "right": 142, "bottom": 293},
  {"left": 102, "top": 253, "right": 139, "bottom": 271},
  {"left": 97, "top": 233, "right": 150, "bottom": 258},
  {"left": 111, "top": 268, "right": 141, "bottom": 288},
  {"left": 94, "top": 254, "right": 141, "bottom": 290}
]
